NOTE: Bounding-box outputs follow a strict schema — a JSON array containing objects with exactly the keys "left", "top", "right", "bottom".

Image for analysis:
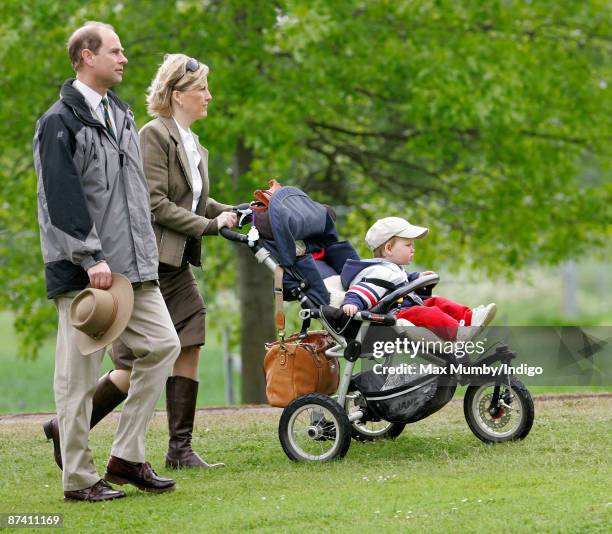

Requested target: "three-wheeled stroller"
[{"left": 221, "top": 195, "right": 534, "bottom": 462}]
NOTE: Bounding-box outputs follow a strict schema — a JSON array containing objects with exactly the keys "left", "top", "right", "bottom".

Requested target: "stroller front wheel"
[
  {"left": 279, "top": 393, "right": 351, "bottom": 462},
  {"left": 464, "top": 377, "right": 534, "bottom": 443}
]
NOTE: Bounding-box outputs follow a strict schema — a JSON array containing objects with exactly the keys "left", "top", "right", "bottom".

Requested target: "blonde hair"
[
  {"left": 67, "top": 21, "right": 115, "bottom": 71},
  {"left": 373, "top": 237, "right": 397, "bottom": 258},
  {"left": 146, "top": 54, "right": 210, "bottom": 117}
]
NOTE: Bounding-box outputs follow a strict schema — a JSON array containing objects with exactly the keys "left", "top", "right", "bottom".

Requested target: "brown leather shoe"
[
  {"left": 43, "top": 418, "right": 62, "bottom": 471},
  {"left": 64, "top": 479, "right": 126, "bottom": 502},
  {"left": 104, "top": 456, "right": 175, "bottom": 493},
  {"left": 165, "top": 376, "right": 225, "bottom": 469},
  {"left": 43, "top": 372, "right": 127, "bottom": 471}
]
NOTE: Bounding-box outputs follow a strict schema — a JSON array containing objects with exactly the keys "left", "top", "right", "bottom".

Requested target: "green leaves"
[{"left": 1, "top": 0, "right": 610, "bottom": 357}]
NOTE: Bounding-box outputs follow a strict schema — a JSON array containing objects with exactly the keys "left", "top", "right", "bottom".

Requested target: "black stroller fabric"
[
  {"left": 281, "top": 253, "right": 331, "bottom": 306},
  {"left": 351, "top": 368, "right": 457, "bottom": 424},
  {"left": 317, "top": 240, "right": 359, "bottom": 274},
  {"left": 262, "top": 239, "right": 359, "bottom": 306}
]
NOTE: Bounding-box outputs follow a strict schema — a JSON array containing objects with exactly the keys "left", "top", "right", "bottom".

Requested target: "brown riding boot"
[
  {"left": 43, "top": 371, "right": 128, "bottom": 471},
  {"left": 165, "top": 376, "right": 225, "bottom": 469}
]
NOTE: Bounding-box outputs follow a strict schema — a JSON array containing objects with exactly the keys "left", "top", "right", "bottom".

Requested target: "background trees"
[{"left": 1, "top": 0, "right": 609, "bottom": 401}]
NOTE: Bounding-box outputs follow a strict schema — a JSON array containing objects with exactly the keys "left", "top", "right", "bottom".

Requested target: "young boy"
[{"left": 340, "top": 217, "right": 496, "bottom": 341}]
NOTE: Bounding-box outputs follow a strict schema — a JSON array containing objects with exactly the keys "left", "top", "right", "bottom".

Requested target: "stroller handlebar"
[
  {"left": 371, "top": 272, "right": 440, "bottom": 312},
  {"left": 219, "top": 226, "right": 249, "bottom": 243},
  {"left": 356, "top": 310, "right": 397, "bottom": 325},
  {"left": 219, "top": 204, "right": 256, "bottom": 242},
  {"left": 301, "top": 307, "right": 396, "bottom": 326},
  {"left": 410, "top": 272, "right": 440, "bottom": 289}
]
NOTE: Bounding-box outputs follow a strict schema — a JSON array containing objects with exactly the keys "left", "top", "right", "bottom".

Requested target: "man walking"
[{"left": 34, "top": 21, "right": 181, "bottom": 502}]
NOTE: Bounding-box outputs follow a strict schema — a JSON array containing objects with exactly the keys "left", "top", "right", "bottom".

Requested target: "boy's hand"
[
  {"left": 419, "top": 270, "right": 436, "bottom": 277},
  {"left": 342, "top": 304, "right": 359, "bottom": 317}
]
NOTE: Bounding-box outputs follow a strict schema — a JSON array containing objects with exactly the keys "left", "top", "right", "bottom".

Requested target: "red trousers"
[{"left": 395, "top": 297, "right": 472, "bottom": 341}]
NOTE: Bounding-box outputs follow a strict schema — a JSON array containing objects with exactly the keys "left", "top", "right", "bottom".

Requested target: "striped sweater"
[{"left": 340, "top": 259, "right": 421, "bottom": 311}]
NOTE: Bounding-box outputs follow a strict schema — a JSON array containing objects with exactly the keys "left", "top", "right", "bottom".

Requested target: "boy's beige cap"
[{"left": 365, "top": 217, "right": 428, "bottom": 250}]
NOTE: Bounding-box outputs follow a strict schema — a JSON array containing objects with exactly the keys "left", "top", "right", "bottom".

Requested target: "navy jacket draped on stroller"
[{"left": 256, "top": 186, "right": 360, "bottom": 306}]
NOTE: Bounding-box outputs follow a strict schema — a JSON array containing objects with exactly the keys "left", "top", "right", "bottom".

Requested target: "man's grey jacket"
[{"left": 34, "top": 79, "right": 159, "bottom": 298}]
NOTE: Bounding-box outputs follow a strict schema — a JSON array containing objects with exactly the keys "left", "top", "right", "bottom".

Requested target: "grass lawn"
[{"left": 0, "top": 396, "right": 610, "bottom": 532}]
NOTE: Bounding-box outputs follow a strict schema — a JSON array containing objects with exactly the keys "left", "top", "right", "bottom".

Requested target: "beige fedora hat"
[{"left": 69, "top": 273, "right": 134, "bottom": 355}]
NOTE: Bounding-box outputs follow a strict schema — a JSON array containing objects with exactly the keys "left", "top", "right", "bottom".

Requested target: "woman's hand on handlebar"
[{"left": 216, "top": 211, "right": 238, "bottom": 229}]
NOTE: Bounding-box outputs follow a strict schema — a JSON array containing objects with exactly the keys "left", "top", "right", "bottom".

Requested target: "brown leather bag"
[
  {"left": 253, "top": 179, "right": 283, "bottom": 208},
  {"left": 263, "top": 331, "right": 340, "bottom": 408}
]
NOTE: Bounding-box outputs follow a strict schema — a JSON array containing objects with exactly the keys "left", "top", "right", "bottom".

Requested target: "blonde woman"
[
  {"left": 43, "top": 54, "right": 237, "bottom": 472},
  {"left": 119, "top": 54, "right": 238, "bottom": 468},
  {"left": 134, "top": 54, "right": 237, "bottom": 468}
]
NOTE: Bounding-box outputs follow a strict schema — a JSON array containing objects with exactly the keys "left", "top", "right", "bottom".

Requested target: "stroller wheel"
[
  {"left": 279, "top": 393, "right": 351, "bottom": 462},
  {"left": 345, "top": 392, "right": 406, "bottom": 441},
  {"left": 464, "top": 378, "right": 534, "bottom": 443}
]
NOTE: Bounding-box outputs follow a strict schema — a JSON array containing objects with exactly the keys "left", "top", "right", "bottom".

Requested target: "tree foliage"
[{"left": 0, "top": 0, "right": 610, "bottom": 358}]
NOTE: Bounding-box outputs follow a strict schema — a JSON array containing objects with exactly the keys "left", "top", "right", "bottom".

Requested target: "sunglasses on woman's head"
[
  {"left": 185, "top": 57, "right": 199, "bottom": 73},
  {"left": 174, "top": 58, "right": 200, "bottom": 88}
]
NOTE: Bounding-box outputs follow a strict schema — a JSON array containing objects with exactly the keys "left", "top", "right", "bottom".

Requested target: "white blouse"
[{"left": 173, "top": 118, "right": 203, "bottom": 212}]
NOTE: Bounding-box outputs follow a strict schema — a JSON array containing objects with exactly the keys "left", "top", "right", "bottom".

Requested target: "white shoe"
[
  {"left": 456, "top": 325, "right": 472, "bottom": 343},
  {"left": 471, "top": 303, "right": 497, "bottom": 328}
]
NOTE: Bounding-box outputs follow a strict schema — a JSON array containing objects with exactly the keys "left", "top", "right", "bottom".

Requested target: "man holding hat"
[
  {"left": 34, "top": 21, "right": 180, "bottom": 501},
  {"left": 340, "top": 217, "right": 497, "bottom": 341}
]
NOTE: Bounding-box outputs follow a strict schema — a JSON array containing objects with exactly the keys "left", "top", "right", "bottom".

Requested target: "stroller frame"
[{"left": 220, "top": 223, "right": 535, "bottom": 462}]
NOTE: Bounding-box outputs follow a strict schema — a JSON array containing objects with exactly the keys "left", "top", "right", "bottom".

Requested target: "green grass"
[{"left": 0, "top": 397, "right": 610, "bottom": 532}]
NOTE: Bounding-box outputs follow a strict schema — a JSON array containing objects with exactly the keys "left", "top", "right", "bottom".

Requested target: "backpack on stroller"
[{"left": 222, "top": 187, "right": 534, "bottom": 462}]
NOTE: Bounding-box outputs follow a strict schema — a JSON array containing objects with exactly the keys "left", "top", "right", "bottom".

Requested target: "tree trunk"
[
  {"left": 236, "top": 245, "right": 274, "bottom": 403},
  {"left": 234, "top": 139, "right": 274, "bottom": 403}
]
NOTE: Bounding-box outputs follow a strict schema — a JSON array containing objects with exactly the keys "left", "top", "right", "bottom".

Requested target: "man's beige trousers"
[{"left": 53, "top": 282, "right": 180, "bottom": 491}]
